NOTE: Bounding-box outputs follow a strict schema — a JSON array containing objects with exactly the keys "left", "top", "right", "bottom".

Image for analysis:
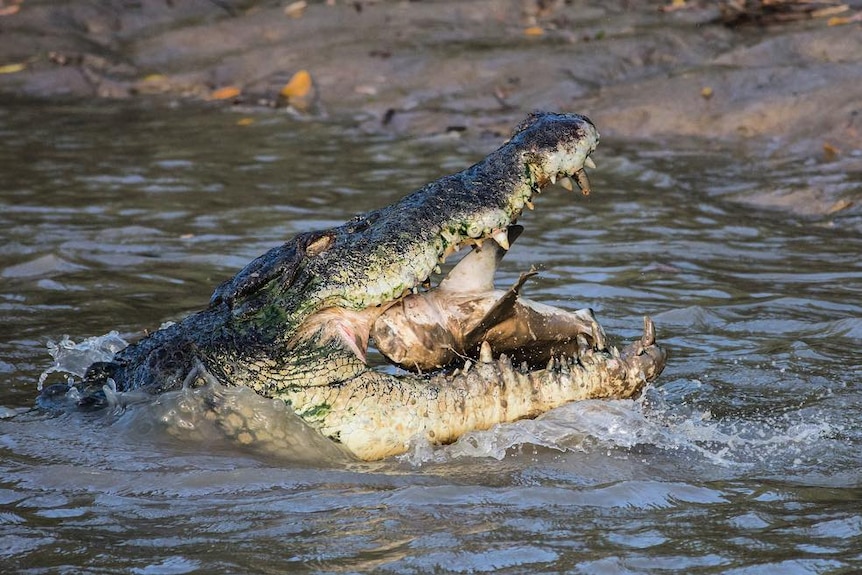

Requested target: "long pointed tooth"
[
  {"left": 642, "top": 316, "right": 656, "bottom": 347},
  {"left": 491, "top": 230, "right": 510, "bottom": 250},
  {"left": 584, "top": 157, "right": 597, "bottom": 169},
  {"left": 559, "top": 176, "right": 574, "bottom": 191},
  {"left": 574, "top": 168, "right": 592, "bottom": 196},
  {"left": 590, "top": 318, "right": 607, "bottom": 351},
  {"left": 479, "top": 341, "right": 493, "bottom": 363},
  {"left": 525, "top": 199, "right": 534, "bottom": 210},
  {"left": 549, "top": 172, "right": 557, "bottom": 185},
  {"left": 577, "top": 334, "right": 590, "bottom": 355}
]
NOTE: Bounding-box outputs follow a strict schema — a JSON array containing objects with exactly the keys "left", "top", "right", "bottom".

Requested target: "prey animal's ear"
[
  {"left": 292, "top": 307, "right": 381, "bottom": 365},
  {"left": 336, "top": 321, "right": 368, "bottom": 365}
]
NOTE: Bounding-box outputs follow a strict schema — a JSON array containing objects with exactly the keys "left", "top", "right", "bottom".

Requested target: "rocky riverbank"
[{"left": 2, "top": 0, "right": 860, "bottom": 222}]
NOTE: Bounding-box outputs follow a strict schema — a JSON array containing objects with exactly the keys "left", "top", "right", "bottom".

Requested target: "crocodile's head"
[
  {"left": 68, "top": 112, "right": 665, "bottom": 461},
  {"left": 210, "top": 112, "right": 601, "bottom": 369}
]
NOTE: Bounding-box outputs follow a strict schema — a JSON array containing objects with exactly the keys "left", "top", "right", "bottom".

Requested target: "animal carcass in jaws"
[{"left": 371, "top": 225, "right": 607, "bottom": 372}]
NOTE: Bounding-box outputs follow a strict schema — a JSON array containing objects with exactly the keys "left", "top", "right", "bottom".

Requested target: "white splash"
[
  {"left": 37, "top": 331, "right": 129, "bottom": 390},
  {"left": 399, "top": 392, "right": 839, "bottom": 469}
]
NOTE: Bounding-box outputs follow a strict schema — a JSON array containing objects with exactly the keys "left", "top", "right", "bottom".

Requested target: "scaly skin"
[
  {"left": 67, "top": 112, "right": 668, "bottom": 461},
  {"left": 270, "top": 320, "right": 665, "bottom": 460}
]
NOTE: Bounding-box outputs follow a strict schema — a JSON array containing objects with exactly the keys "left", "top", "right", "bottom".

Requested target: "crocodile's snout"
[{"left": 512, "top": 111, "right": 599, "bottom": 195}]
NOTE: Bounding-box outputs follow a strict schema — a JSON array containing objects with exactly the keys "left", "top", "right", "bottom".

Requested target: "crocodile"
[{"left": 48, "top": 112, "right": 667, "bottom": 461}]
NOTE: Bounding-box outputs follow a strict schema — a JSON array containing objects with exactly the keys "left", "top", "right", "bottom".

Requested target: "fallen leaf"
[
  {"left": 281, "top": 70, "right": 312, "bottom": 98},
  {"left": 827, "top": 198, "right": 853, "bottom": 214},
  {"left": 659, "top": 0, "right": 688, "bottom": 12},
  {"left": 211, "top": 86, "right": 241, "bottom": 100},
  {"left": 701, "top": 86, "right": 713, "bottom": 99},
  {"left": 822, "top": 141, "right": 841, "bottom": 161},
  {"left": 827, "top": 12, "right": 862, "bottom": 26},
  {"left": 237, "top": 117, "right": 255, "bottom": 126},
  {"left": 524, "top": 26, "right": 544, "bottom": 37},
  {"left": 0, "top": 62, "right": 25, "bottom": 74},
  {"left": 354, "top": 84, "right": 377, "bottom": 96},
  {"left": 284, "top": 1, "right": 307, "bottom": 18}
]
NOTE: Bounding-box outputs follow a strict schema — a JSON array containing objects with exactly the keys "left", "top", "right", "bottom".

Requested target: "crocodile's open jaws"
[{"left": 43, "top": 112, "right": 667, "bottom": 461}]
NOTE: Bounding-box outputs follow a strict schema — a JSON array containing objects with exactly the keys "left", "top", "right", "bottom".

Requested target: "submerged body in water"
[{"left": 39, "top": 113, "right": 666, "bottom": 460}]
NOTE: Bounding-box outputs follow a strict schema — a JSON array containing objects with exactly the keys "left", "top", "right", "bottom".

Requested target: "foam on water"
[
  {"left": 35, "top": 332, "right": 842, "bottom": 473},
  {"left": 399, "top": 388, "right": 842, "bottom": 473},
  {"left": 37, "top": 331, "right": 130, "bottom": 391}
]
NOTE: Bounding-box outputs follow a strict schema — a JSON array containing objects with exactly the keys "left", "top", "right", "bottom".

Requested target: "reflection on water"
[{"left": 1, "top": 102, "right": 860, "bottom": 573}]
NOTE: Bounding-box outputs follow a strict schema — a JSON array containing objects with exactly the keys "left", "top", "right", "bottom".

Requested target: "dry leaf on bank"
[
  {"left": 0, "top": 4, "right": 21, "bottom": 17},
  {"left": 211, "top": 86, "right": 241, "bottom": 100},
  {"left": 284, "top": 1, "right": 307, "bottom": 18},
  {"left": 280, "top": 70, "right": 312, "bottom": 98},
  {"left": 827, "top": 12, "right": 862, "bottom": 25},
  {"left": 0, "top": 62, "right": 25, "bottom": 74}
]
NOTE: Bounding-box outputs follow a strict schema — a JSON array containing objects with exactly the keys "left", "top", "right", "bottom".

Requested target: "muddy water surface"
[{"left": 1, "top": 103, "right": 861, "bottom": 573}]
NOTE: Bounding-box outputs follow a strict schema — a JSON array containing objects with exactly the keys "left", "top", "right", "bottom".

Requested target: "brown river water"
[{"left": 1, "top": 102, "right": 861, "bottom": 573}]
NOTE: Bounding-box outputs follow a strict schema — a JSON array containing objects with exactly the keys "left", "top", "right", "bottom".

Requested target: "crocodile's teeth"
[
  {"left": 574, "top": 168, "right": 591, "bottom": 196},
  {"left": 525, "top": 199, "right": 534, "bottom": 210},
  {"left": 549, "top": 172, "right": 557, "bottom": 185},
  {"left": 590, "top": 318, "right": 607, "bottom": 351},
  {"left": 576, "top": 334, "right": 590, "bottom": 355},
  {"left": 642, "top": 315, "right": 656, "bottom": 347},
  {"left": 559, "top": 176, "right": 574, "bottom": 191},
  {"left": 491, "top": 230, "right": 510, "bottom": 250},
  {"left": 479, "top": 341, "right": 493, "bottom": 363},
  {"left": 559, "top": 355, "right": 570, "bottom": 374},
  {"left": 584, "top": 156, "right": 597, "bottom": 170}
]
